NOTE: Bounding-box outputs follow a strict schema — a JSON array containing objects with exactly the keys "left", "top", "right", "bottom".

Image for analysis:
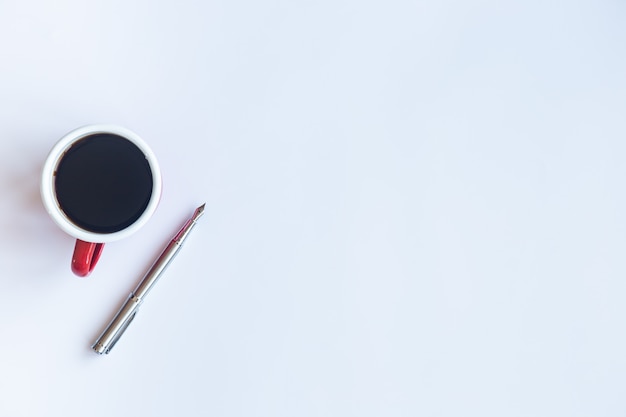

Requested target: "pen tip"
[{"left": 193, "top": 203, "right": 206, "bottom": 220}]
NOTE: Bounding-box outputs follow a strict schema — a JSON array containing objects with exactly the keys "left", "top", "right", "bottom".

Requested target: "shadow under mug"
[{"left": 40, "top": 125, "right": 162, "bottom": 277}]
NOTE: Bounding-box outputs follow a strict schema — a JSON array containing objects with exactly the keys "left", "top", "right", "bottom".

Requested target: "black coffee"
[{"left": 54, "top": 133, "right": 153, "bottom": 234}]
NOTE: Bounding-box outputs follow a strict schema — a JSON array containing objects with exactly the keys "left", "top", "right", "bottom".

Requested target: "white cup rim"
[{"left": 40, "top": 124, "right": 162, "bottom": 243}]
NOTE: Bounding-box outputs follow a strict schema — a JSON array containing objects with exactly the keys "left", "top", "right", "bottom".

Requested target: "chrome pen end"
[
  {"left": 92, "top": 342, "right": 107, "bottom": 355},
  {"left": 91, "top": 297, "right": 140, "bottom": 355}
]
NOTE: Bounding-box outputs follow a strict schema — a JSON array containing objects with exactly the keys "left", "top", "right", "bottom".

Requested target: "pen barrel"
[
  {"left": 133, "top": 240, "right": 181, "bottom": 300},
  {"left": 92, "top": 294, "right": 141, "bottom": 354}
]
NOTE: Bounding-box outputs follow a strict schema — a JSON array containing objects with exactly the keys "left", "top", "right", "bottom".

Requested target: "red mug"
[{"left": 41, "top": 125, "right": 162, "bottom": 276}]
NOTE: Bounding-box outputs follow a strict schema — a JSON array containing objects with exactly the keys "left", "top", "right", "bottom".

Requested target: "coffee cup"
[{"left": 41, "top": 125, "right": 162, "bottom": 276}]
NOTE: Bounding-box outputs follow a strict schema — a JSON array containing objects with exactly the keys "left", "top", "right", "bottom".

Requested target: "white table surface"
[{"left": 1, "top": 0, "right": 625, "bottom": 416}]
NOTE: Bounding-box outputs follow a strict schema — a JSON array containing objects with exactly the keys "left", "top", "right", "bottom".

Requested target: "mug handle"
[{"left": 72, "top": 240, "right": 104, "bottom": 277}]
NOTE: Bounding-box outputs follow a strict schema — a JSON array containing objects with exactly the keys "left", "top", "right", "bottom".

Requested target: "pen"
[{"left": 92, "top": 203, "right": 205, "bottom": 355}]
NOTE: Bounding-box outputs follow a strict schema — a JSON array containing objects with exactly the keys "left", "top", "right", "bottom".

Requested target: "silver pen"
[{"left": 92, "top": 203, "right": 205, "bottom": 355}]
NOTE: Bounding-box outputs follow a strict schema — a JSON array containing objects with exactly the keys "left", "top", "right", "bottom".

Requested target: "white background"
[{"left": 0, "top": 0, "right": 625, "bottom": 415}]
